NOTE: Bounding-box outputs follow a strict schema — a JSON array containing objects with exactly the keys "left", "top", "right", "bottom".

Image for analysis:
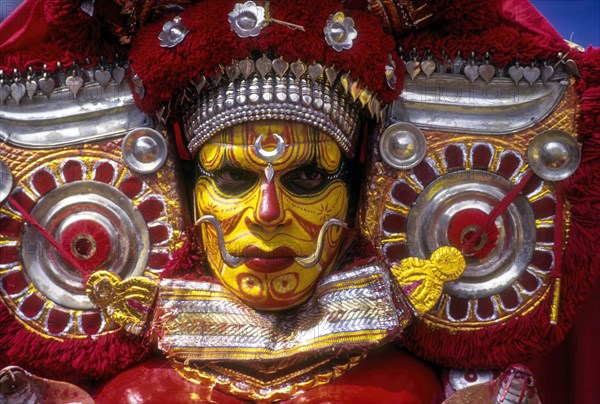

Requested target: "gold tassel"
[{"left": 550, "top": 278, "right": 561, "bottom": 325}]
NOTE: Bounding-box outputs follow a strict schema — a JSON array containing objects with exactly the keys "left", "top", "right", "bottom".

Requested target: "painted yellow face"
[{"left": 195, "top": 121, "right": 349, "bottom": 310}]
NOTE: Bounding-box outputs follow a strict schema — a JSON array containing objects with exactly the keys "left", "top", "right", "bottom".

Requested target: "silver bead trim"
[{"left": 182, "top": 57, "right": 375, "bottom": 156}]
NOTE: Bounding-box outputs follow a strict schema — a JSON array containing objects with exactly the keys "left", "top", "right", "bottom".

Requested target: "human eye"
[
  {"left": 281, "top": 166, "right": 328, "bottom": 195},
  {"left": 212, "top": 166, "right": 258, "bottom": 195}
]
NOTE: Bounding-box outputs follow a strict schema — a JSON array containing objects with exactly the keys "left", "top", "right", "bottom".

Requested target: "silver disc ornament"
[{"left": 0, "top": 156, "right": 172, "bottom": 337}]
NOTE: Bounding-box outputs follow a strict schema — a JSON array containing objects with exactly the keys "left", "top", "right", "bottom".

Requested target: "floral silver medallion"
[
  {"left": 228, "top": 1, "right": 266, "bottom": 38},
  {"left": 323, "top": 12, "right": 357, "bottom": 52},
  {"left": 158, "top": 16, "right": 189, "bottom": 48}
]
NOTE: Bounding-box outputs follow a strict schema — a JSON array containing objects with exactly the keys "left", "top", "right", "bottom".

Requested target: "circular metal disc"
[
  {"left": 527, "top": 129, "right": 581, "bottom": 181},
  {"left": 407, "top": 170, "right": 536, "bottom": 298},
  {"left": 0, "top": 159, "right": 13, "bottom": 203},
  {"left": 122, "top": 128, "right": 168, "bottom": 174},
  {"left": 379, "top": 122, "right": 427, "bottom": 169},
  {"left": 21, "top": 181, "right": 150, "bottom": 310},
  {"left": 449, "top": 369, "right": 494, "bottom": 391}
]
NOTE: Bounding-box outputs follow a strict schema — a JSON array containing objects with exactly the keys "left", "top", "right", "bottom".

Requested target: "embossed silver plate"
[
  {"left": 21, "top": 181, "right": 150, "bottom": 310},
  {"left": 0, "top": 81, "right": 150, "bottom": 149},
  {"left": 391, "top": 74, "right": 569, "bottom": 135},
  {"left": 407, "top": 170, "right": 536, "bottom": 298}
]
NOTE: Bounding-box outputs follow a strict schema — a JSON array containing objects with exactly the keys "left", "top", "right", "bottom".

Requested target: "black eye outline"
[
  {"left": 280, "top": 165, "right": 330, "bottom": 195},
  {"left": 208, "top": 166, "right": 259, "bottom": 196}
]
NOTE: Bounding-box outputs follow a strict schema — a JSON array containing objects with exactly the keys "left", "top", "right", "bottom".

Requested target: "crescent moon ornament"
[
  {"left": 254, "top": 133, "right": 286, "bottom": 183},
  {"left": 254, "top": 133, "right": 286, "bottom": 162}
]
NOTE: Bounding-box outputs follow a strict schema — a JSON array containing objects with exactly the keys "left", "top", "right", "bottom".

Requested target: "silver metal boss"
[
  {"left": 122, "top": 128, "right": 168, "bottom": 174},
  {"left": 527, "top": 129, "right": 581, "bottom": 181},
  {"left": 379, "top": 122, "right": 427, "bottom": 170}
]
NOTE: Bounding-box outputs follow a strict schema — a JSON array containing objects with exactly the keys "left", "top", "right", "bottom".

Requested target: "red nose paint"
[{"left": 258, "top": 181, "right": 281, "bottom": 223}]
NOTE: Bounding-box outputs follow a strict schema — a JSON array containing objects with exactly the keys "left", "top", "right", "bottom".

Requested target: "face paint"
[{"left": 195, "top": 120, "right": 349, "bottom": 310}]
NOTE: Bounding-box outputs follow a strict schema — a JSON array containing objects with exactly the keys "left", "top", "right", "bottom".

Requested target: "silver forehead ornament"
[{"left": 254, "top": 133, "right": 286, "bottom": 183}]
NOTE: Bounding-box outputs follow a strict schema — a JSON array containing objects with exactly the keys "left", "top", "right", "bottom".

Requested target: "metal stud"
[
  {"left": 379, "top": 122, "right": 427, "bottom": 169},
  {"left": 527, "top": 129, "right": 581, "bottom": 181},
  {"left": 122, "top": 128, "right": 168, "bottom": 174}
]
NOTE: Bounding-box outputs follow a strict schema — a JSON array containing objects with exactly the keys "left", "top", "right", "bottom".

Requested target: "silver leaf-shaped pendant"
[
  {"left": 339, "top": 72, "right": 351, "bottom": 94},
  {"left": 256, "top": 56, "right": 272, "bottom": 78},
  {"left": 225, "top": 64, "right": 240, "bottom": 81},
  {"left": 38, "top": 77, "right": 55, "bottom": 96},
  {"left": 368, "top": 97, "right": 381, "bottom": 119},
  {"left": 523, "top": 66, "right": 540, "bottom": 85},
  {"left": 0, "top": 84, "right": 10, "bottom": 103},
  {"left": 239, "top": 59, "right": 255, "bottom": 79},
  {"left": 421, "top": 60, "right": 436, "bottom": 79},
  {"left": 508, "top": 66, "right": 524, "bottom": 85},
  {"left": 112, "top": 66, "right": 126, "bottom": 84},
  {"left": 26, "top": 80, "right": 37, "bottom": 99},
  {"left": 405, "top": 61, "right": 421, "bottom": 80},
  {"left": 132, "top": 74, "right": 145, "bottom": 98},
  {"left": 194, "top": 76, "right": 207, "bottom": 93},
  {"left": 264, "top": 163, "right": 274, "bottom": 183},
  {"left": 10, "top": 83, "right": 26, "bottom": 104},
  {"left": 325, "top": 67, "right": 338, "bottom": 86},
  {"left": 564, "top": 60, "right": 580, "bottom": 77},
  {"left": 464, "top": 64, "right": 479, "bottom": 83},
  {"left": 94, "top": 69, "right": 111, "bottom": 86},
  {"left": 66, "top": 75, "right": 84, "bottom": 96},
  {"left": 272, "top": 57, "right": 289, "bottom": 78},
  {"left": 211, "top": 69, "right": 224, "bottom": 85},
  {"left": 479, "top": 64, "right": 495, "bottom": 83},
  {"left": 307, "top": 63, "right": 323, "bottom": 81},
  {"left": 541, "top": 65, "right": 554, "bottom": 84},
  {"left": 290, "top": 61, "right": 307, "bottom": 79}
]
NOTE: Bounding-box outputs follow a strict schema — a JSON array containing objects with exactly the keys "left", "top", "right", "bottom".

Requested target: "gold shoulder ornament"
[
  {"left": 391, "top": 246, "right": 466, "bottom": 315},
  {"left": 86, "top": 271, "right": 158, "bottom": 335}
]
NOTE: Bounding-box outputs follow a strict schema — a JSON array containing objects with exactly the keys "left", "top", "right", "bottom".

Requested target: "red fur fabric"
[
  {"left": 0, "top": 0, "right": 122, "bottom": 71},
  {"left": 397, "top": 0, "right": 568, "bottom": 64},
  {"left": 0, "top": 304, "right": 148, "bottom": 382},
  {"left": 128, "top": 0, "right": 403, "bottom": 114},
  {"left": 160, "top": 228, "right": 209, "bottom": 280}
]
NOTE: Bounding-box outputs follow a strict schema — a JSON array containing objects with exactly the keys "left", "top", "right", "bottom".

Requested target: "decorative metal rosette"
[
  {"left": 362, "top": 139, "right": 565, "bottom": 326},
  {"left": 324, "top": 12, "right": 357, "bottom": 52},
  {"left": 158, "top": 16, "right": 189, "bottom": 48},
  {"left": 228, "top": 1, "right": 266, "bottom": 38},
  {"left": 0, "top": 155, "right": 173, "bottom": 338}
]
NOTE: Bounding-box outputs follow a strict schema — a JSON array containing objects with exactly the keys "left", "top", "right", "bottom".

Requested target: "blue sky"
[{"left": 533, "top": 0, "right": 600, "bottom": 47}]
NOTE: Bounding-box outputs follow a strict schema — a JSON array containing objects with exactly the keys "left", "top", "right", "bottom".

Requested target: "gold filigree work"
[
  {"left": 392, "top": 246, "right": 465, "bottom": 314},
  {"left": 86, "top": 271, "right": 158, "bottom": 335}
]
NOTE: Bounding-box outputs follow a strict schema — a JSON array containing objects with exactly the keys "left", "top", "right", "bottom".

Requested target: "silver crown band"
[{"left": 182, "top": 57, "right": 378, "bottom": 156}]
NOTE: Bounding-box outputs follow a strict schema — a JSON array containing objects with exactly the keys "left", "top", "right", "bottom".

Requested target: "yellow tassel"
[{"left": 550, "top": 278, "right": 561, "bottom": 325}]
